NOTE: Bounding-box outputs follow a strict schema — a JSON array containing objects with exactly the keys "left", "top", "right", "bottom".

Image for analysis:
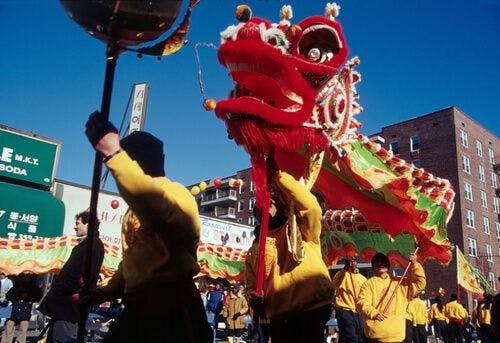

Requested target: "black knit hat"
[
  {"left": 371, "top": 252, "right": 391, "bottom": 269},
  {"left": 121, "top": 131, "right": 165, "bottom": 177}
]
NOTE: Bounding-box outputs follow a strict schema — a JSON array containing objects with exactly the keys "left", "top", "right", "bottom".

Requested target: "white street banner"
[{"left": 200, "top": 216, "right": 254, "bottom": 251}]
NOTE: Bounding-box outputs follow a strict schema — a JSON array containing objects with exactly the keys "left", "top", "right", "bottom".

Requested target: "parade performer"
[
  {"left": 443, "top": 293, "right": 468, "bottom": 343},
  {"left": 208, "top": 3, "right": 455, "bottom": 341},
  {"left": 475, "top": 293, "right": 492, "bottom": 343},
  {"left": 407, "top": 293, "right": 428, "bottom": 343},
  {"left": 245, "top": 159, "right": 334, "bottom": 343},
  {"left": 82, "top": 112, "right": 212, "bottom": 342},
  {"left": 429, "top": 296, "right": 447, "bottom": 342},
  {"left": 357, "top": 253, "right": 426, "bottom": 342},
  {"left": 38, "top": 210, "right": 104, "bottom": 342},
  {"left": 332, "top": 257, "right": 366, "bottom": 343}
]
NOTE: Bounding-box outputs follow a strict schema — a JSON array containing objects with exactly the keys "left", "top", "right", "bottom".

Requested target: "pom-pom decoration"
[
  {"left": 235, "top": 5, "right": 252, "bottom": 22},
  {"left": 203, "top": 99, "right": 217, "bottom": 111}
]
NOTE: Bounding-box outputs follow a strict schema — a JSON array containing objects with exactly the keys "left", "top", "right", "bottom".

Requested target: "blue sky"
[{"left": 1, "top": 0, "right": 499, "bottom": 190}]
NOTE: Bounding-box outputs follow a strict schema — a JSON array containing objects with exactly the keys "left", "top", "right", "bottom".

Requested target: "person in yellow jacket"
[
  {"left": 407, "top": 293, "right": 428, "bottom": 343},
  {"left": 357, "top": 252, "right": 426, "bottom": 343},
  {"left": 223, "top": 285, "right": 249, "bottom": 343},
  {"left": 83, "top": 113, "right": 212, "bottom": 342},
  {"left": 245, "top": 163, "right": 335, "bottom": 343},
  {"left": 475, "top": 293, "right": 492, "bottom": 343},
  {"left": 429, "top": 296, "right": 447, "bottom": 342},
  {"left": 332, "top": 257, "right": 367, "bottom": 343},
  {"left": 443, "top": 293, "right": 468, "bottom": 343}
]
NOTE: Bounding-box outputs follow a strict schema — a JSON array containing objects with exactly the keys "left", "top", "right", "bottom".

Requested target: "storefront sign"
[
  {"left": 0, "top": 127, "right": 60, "bottom": 187},
  {"left": 54, "top": 181, "right": 126, "bottom": 247}
]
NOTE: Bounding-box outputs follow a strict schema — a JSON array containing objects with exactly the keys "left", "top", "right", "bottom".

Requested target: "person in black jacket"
[
  {"left": 1, "top": 274, "right": 42, "bottom": 343},
  {"left": 38, "top": 211, "right": 104, "bottom": 343}
]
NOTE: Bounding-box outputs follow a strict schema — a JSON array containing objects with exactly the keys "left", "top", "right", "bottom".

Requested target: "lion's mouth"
[{"left": 226, "top": 62, "right": 304, "bottom": 114}]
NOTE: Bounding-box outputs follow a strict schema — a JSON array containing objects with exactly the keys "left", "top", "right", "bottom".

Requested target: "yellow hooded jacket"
[
  {"left": 100, "top": 152, "right": 201, "bottom": 297},
  {"left": 245, "top": 171, "right": 334, "bottom": 319},
  {"left": 407, "top": 297, "right": 428, "bottom": 326},
  {"left": 429, "top": 303, "right": 446, "bottom": 321},
  {"left": 444, "top": 300, "right": 468, "bottom": 322},
  {"left": 357, "top": 263, "right": 426, "bottom": 342},
  {"left": 332, "top": 269, "right": 367, "bottom": 312}
]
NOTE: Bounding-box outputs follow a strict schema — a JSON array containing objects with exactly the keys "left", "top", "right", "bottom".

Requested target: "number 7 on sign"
[{"left": 0, "top": 210, "right": 5, "bottom": 218}]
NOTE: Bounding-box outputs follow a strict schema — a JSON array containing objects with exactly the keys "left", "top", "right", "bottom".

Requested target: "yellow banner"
[{"left": 457, "top": 248, "right": 484, "bottom": 295}]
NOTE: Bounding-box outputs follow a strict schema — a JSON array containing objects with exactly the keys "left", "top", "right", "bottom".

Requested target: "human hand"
[
  {"left": 375, "top": 311, "right": 387, "bottom": 321},
  {"left": 409, "top": 253, "right": 418, "bottom": 264},
  {"left": 232, "top": 312, "right": 241, "bottom": 320},
  {"left": 72, "top": 288, "right": 107, "bottom": 307},
  {"left": 85, "top": 111, "right": 120, "bottom": 156}
]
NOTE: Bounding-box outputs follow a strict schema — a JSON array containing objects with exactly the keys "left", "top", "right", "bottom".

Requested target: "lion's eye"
[{"left": 305, "top": 44, "right": 334, "bottom": 63}]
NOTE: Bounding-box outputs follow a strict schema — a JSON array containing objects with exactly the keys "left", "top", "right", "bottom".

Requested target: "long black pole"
[{"left": 77, "top": 43, "right": 119, "bottom": 343}]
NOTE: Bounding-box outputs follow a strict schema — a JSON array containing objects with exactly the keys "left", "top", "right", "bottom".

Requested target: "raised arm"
[{"left": 276, "top": 171, "right": 322, "bottom": 242}]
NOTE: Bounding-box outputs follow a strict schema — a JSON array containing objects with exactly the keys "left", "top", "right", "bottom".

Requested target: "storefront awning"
[{"left": 0, "top": 181, "right": 65, "bottom": 239}]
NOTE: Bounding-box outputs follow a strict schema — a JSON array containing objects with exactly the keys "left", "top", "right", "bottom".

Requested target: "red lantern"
[
  {"left": 111, "top": 199, "right": 120, "bottom": 209},
  {"left": 213, "top": 178, "right": 222, "bottom": 188}
]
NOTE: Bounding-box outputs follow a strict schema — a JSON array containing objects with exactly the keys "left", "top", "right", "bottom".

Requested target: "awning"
[{"left": 0, "top": 181, "right": 65, "bottom": 239}]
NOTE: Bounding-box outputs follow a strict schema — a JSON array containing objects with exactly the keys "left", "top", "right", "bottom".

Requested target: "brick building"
[
  {"left": 192, "top": 106, "right": 499, "bottom": 310},
  {"left": 193, "top": 168, "right": 257, "bottom": 226},
  {"left": 377, "top": 106, "right": 499, "bottom": 308}
]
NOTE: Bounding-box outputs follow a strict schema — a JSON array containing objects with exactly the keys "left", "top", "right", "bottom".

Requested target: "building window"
[
  {"left": 476, "top": 141, "right": 483, "bottom": 157},
  {"left": 239, "top": 184, "right": 246, "bottom": 194},
  {"left": 480, "top": 191, "right": 487, "bottom": 208},
  {"left": 460, "top": 129, "right": 468, "bottom": 147},
  {"left": 249, "top": 197, "right": 256, "bottom": 211},
  {"left": 467, "top": 238, "right": 477, "bottom": 257},
  {"left": 486, "top": 244, "right": 493, "bottom": 262},
  {"left": 494, "top": 197, "right": 500, "bottom": 214},
  {"left": 489, "top": 272, "right": 497, "bottom": 292},
  {"left": 250, "top": 181, "right": 256, "bottom": 193},
  {"left": 479, "top": 165, "right": 485, "bottom": 183},
  {"left": 464, "top": 182, "right": 473, "bottom": 201},
  {"left": 483, "top": 217, "right": 490, "bottom": 234},
  {"left": 248, "top": 216, "right": 256, "bottom": 226},
  {"left": 497, "top": 222, "right": 500, "bottom": 239},
  {"left": 462, "top": 156, "right": 471, "bottom": 174},
  {"left": 238, "top": 200, "right": 244, "bottom": 212},
  {"left": 492, "top": 172, "right": 498, "bottom": 188},
  {"left": 488, "top": 148, "right": 495, "bottom": 164},
  {"left": 466, "top": 210, "right": 475, "bottom": 228},
  {"left": 410, "top": 135, "right": 420, "bottom": 152},
  {"left": 390, "top": 141, "right": 399, "bottom": 155}
]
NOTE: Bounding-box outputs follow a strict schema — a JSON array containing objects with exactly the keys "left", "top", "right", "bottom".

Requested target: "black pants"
[
  {"left": 270, "top": 304, "right": 332, "bottom": 343},
  {"left": 335, "top": 308, "right": 364, "bottom": 343},
  {"left": 403, "top": 319, "right": 413, "bottom": 343},
  {"left": 412, "top": 324, "right": 427, "bottom": 343},
  {"left": 104, "top": 297, "right": 213, "bottom": 343},
  {"left": 432, "top": 319, "right": 447, "bottom": 341},
  {"left": 445, "top": 322, "right": 463, "bottom": 343},
  {"left": 478, "top": 324, "right": 492, "bottom": 343}
]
